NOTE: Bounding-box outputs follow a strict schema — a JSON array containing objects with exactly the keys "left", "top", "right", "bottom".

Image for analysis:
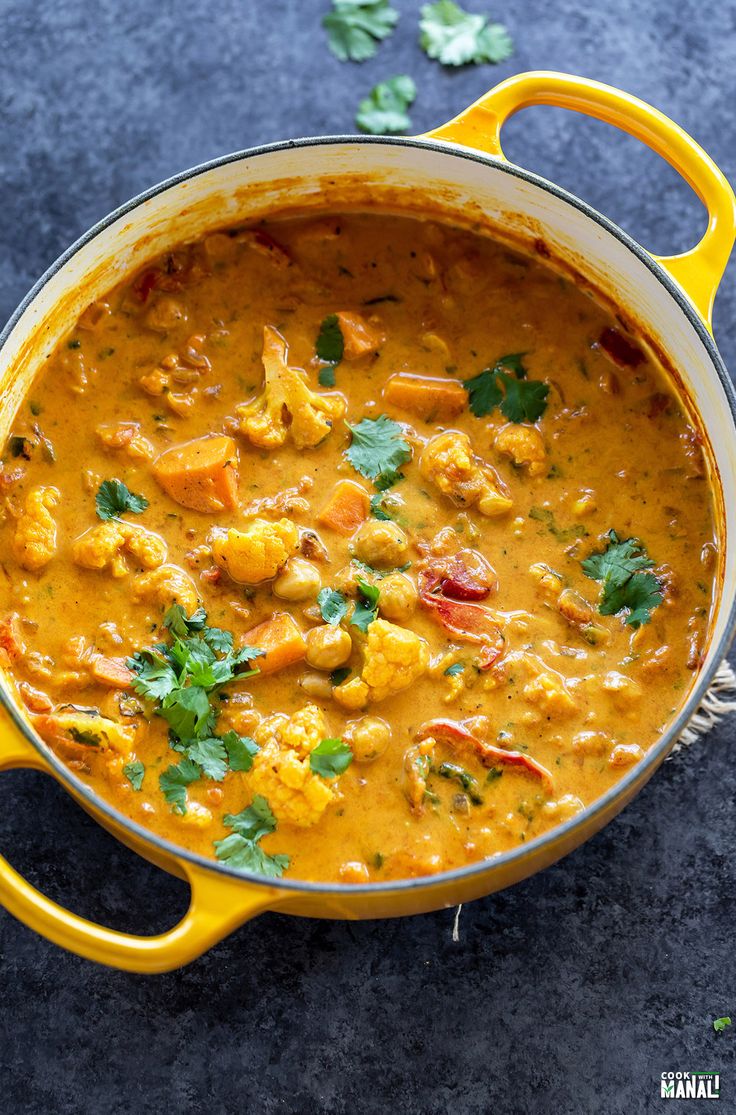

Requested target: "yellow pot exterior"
[{"left": 0, "top": 71, "right": 734, "bottom": 972}]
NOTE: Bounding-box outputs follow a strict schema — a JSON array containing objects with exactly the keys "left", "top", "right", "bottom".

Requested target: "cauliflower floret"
[
  {"left": 132, "top": 564, "right": 200, "bottom": 615},
  {"left": 248, "top": 704, "right": 337, "bottom": 827},
  {"left": 334, "top": 619, "right": 429, "bottom": 708},
  {"left": 494, "top": 423, "right": 546, "bottom": 476},
  {"left": 236, "top": 325, "right": 345, "bottom": 449},
  {"left": 13, "top": 486, "right": 60, "bottom": 571},
  {"left": 523, "top": 671, "right": 577, "bottom": 716},
  {"left": 72, "top": 521, "right": 166, "bottom": 577},
  {"left": 96, "top": 421, "right": 154, "bottom": 461},
  {"left": 254, "top": 702, "right": 326, "bottom": 760},
  {"left": 420, "top": 431, "right": 513, "bottom": 517},
  {"left": 210, "top": 517, "right": 298, "bottom": 584}
]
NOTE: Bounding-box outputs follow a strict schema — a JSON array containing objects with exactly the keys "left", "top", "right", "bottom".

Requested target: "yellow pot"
[{"left": 1, "top": 72, "right": 735, "bottom": 972}]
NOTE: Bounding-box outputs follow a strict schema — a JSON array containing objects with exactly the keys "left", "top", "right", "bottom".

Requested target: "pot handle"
[
  {"left": 0, "top": 729, "right": 277, "bottom": 972},
  {"left": 426, "top": 71, "right": 736, "bottom": 327}
]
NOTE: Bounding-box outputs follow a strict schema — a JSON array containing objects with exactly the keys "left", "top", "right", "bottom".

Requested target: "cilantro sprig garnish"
[
  {"left": 323, "top": 0, "right": 399, "bottom": 62},
  {"left": 356, "top": 75, "right": 416, "bottom": 135},
  {"left": 126, "top": 605, "right": 263, "bottom": 813},
  {"left": 214, "top": 795, "right": 290, "bottom": 878},
  {"left": 345, "top": 414, "right": 412, "bottom": 489},
  {"left": 582, "top": 531, "right": 663, "bottom": 628},
  {"left": 419, "top": 1, "right": 513, "bottom": 66},
  {"left": 95, "top": 478, "right": 149, "bottom": 521},
  {"left": 464, "top": 353, "right": 549, "bottom": 423},
  {"left": 310, "top": 738, "right": 354, "bottom": 778}
]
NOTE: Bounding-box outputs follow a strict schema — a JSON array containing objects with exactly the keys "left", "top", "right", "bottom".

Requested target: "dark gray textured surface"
[{"left": 0, "top": 1, "right": 735, "bottom": 1112}]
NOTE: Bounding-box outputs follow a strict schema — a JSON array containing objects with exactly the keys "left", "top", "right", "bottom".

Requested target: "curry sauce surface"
[{"left": 0, "top": 212, "right": 717, "bottom": 882}]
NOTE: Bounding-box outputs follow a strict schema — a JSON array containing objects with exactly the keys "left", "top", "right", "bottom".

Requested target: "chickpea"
[
  {"left": 352, "top": 520, "right": 409, "bottom": 568},
  {"left": 305, "top": 624, "right": 352, "bottom": 670},
  {"left": 344, "top": 716, "right": 391, "bottom": 763},
  {"left": 378, "top": 572, "right": 418, "bottom": 623},
  {"left": 339, "top": 861, "right": 371, "bottom": 883},
  {"left": 273, "top": 557, "right": 321, "bottom": 601},
  {"left": 299, "top": 671, "right": 334, "bottom": 700}
]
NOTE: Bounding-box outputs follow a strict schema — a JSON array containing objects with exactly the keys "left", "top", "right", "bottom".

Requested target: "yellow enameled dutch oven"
[{"left": 1, "top": 72, "right": 735, "bottom": 972}]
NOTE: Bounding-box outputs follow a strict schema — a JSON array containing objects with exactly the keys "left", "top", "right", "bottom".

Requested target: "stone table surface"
[{"left": 0, "top": 1, "right": 735, "bottom": 1112}]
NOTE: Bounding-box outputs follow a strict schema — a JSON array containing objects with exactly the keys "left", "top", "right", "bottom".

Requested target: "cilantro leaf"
[
  {"left": 582, "top": 531, "right": 663, "bottom": 628},
  {"left": 221, "top": 730, "right": 259, "bottom": 773},
  {"left": 464, "top": 354, "right": 548, "bottom": 422},
  {"left": 330, "top": 666, "right": 351, "bottom": 687},
  {"left": 444, "top": 662, "right": 464, "bottom": 677},
  {"left": 419, "top": 1, "right": 513, "bottom": 66},
  {"left": 356, "top": 75, "right": 416, "bottom": 135},
  {"left": 159, "top": 758, "right": 200, "bottom": 815},
  {"left": 310, "top": 738, "right": 354, "bottom": 778},
  {"left": 318, "top": 587, "right": 349, "bottom": 625},
  {"left": 164, "top": 604, "right": 207, "bottom": 637},
  {"left": 351, "top": 577, "right": 380, "bottom": 632},
  {"left": 319, "top": 365, "right": 336, "bottom": 388},
  {"left": 713, "top": 1017, "right": 732, "bottom": 1033},
  {"left": 316, "top": 314, "right": 344, "bottom": 365},
  {"left": 224, "top": 795, "right": 278, "bottom": 841},
  {"left": 345, "top": 415, "right": 412, "bottom": 487},
  {"left": 323, "top": 0, "right": 399, "bottom": 63},
  {"left": 185, "top": 736, "right": 228, "bottom": 782},
  {"left": 370, "top": 492, "right": 392, "bottom": 521},
  {"left": 160, "top": 684, "right": 214, "bottom": 741},
  {"left": 95, "top": 478, "right": 149, "bottom": 521},
  {"left": 464, "top": 366, "right": 504, "bottom": 417},
  {"left": 127, "top": 649, "right": 179, "bottom": 702},
  {"left": 214, "top": 794, "right": 290, "bottom": 878},
  {"left": 213, "top": 833, "right": 290, "bottom": 878},
  {"left": 123, "top": 759, "right": 145, "bottom": 791}
]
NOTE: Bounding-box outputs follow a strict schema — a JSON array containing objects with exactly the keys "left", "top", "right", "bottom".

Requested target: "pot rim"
[{"left": 2, "top": 132, "right": 735, "bottom": 897}]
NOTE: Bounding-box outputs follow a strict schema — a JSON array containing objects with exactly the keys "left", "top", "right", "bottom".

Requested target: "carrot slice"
[
  {"left": 90, "top": 656, "right": 133, "bottom": 689},
  {"left": 152, "top": 434, "right": 239, "bottom": 513},
  {"left": 317, "top": 479, "right": 371, "bottom": 535},
  {"left": 242, "top": 612, "right": 306, "bottom": 675},
  {"left": 383, "top": 373, "right": 467, "bottom": 421},
  {"left": 335, "top": 312, "right": 383, "bottom": 360}
]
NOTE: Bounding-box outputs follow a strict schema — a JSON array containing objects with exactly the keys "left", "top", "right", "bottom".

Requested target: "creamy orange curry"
[{"left": 0, "top": 211, "right": 718, "bottom": 883}]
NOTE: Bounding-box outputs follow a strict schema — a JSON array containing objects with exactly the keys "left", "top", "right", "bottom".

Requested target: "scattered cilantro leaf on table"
[
  {"left": 351, "top": 577, "right": 380, "bottom": 631},
  {"left": 318, "top": 587, "right": 349, "bottom": 625},
  {"left": 464, "top": 353, "right": 548, "bottom": 423},
  {"left": 713, "top": 1017, "right": 732, "bottom": 1033},
  {"left": 419, "top": 0, "right": 513, "bottom": 66},
  {"left": 356, "top": 75, "right": 416, "bottom": 135},
  {"left": 582, "top": 531, "right": 663, "bottom": 628},
  {"left": 95, "top": 479, "right": 149, "bottom": 521},
  {"left": 345, "top": 414, "right": 412, "bottom": 488},
  {"left": 214, "top": 794, "right": 290, "bottom": 878},
  {"left": 310, "top": 738, "right": 354, "bottom": 778},
  {"left": 323, "top": 0, "right": 399, "bottom": 62},
  {"left": 123, "top": 759, "right": 145, "bottom": 791}
]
